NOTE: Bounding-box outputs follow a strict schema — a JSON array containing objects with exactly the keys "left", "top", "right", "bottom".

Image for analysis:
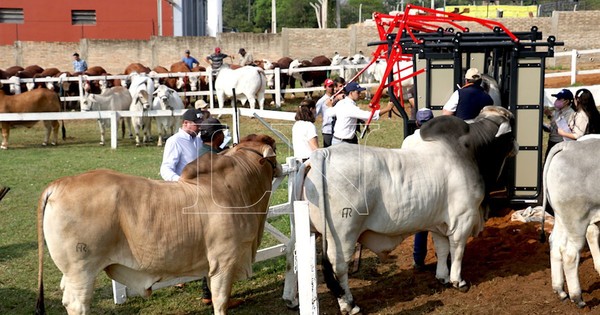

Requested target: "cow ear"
[
  {"left": 495, "top": 120, "right": 512, "bottom": 137},
  {"left": 262, "top": 145, "right": 276, "bottom": 158}
]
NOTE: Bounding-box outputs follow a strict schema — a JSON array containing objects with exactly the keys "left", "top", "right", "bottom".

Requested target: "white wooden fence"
[{"left": 547, "top": 48, "right": 600, "bottom": 85}]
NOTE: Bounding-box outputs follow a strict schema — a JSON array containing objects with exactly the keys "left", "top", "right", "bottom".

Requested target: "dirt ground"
[{"left": 311, "top": 74, "right": 600, "bottom": 314}]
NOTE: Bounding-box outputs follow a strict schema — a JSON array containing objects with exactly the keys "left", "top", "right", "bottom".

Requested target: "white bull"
[
  {"left": 128, "top": 73, "right": 154, "bottom": 146},
  {"left": 542, "top": 137, "right": 600, "bottom": 308},
  {"left": 214, "top": 65, "right": 266, "bottom": 110},
  {"left": 152, "top": 84, "right": 184, "bottom": 147},
  {"left": 283, "top": 106, "right": 518, "bottom": 314},
  {"left": 80, "top": 86, "right": 133, "bottom": 145}
]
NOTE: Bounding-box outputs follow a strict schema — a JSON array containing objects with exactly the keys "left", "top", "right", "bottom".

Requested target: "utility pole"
[{"left": 272, "top": 0, "right": 277, "bottom": 33}]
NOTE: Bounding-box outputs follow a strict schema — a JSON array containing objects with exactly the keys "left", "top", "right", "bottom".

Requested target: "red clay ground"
[{"left": 311, "top": 74, "right": 600, "bottom": 314}]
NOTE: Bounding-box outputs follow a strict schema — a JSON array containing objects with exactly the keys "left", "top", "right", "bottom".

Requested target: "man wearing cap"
[
  {"left": 182, "top": 49, "right": 199, "bottom": 70},
  {"left": 72, "top": 52, "right": 88, "bottom": 73},
  {"left": 198, "top": 118, "right": 228, "bottom": 157},
  {"left": 315, "top": 78, "right": 336, "bottom": 147},
  {"left": 238, "top": 48, "right": 254, "bottom": 67},
  {"left": 205, "top": 47, "right": 232, "bottom": 78},
  {"left": 160, "top": 108, "right": 203, "bottom": 181},
  {"left": 442, "top": 68, "right": 494, "bottom": 121},
  {"left": 545, "top": 89, "right": 575, "bottom": 159},
  {"left": 401, "top": 107, "right": 434, "bottom": 270},
  {"left": 328, "top": 82, "right": 394, "bottom": 145}
]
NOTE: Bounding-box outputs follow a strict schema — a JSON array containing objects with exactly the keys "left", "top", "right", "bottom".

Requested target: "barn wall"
[{"left": 1, "top": 10, "right": 599, "bottom": 74}]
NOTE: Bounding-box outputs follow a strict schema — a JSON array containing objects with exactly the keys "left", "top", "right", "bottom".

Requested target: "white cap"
[
  {"left": 195, "top": 99, "right": 208, "bottom": 110},
  {"left": 465, "top": 68, "right": 481, "bottom": 80}
]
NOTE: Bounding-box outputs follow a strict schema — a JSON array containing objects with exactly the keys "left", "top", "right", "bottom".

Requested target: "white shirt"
[
  {"left": 160, "top": 128, "right": 202, "bottom": 181},
  {"left": 292, "top": 120, "right": 318, "bottom": 160},
  {"left": 315, "top": 94, "right": 334, "bottom": 134},
  {"left": 442, "top": 90, "right": 460, "bottom": 113},
  {"left": 329, "top": 97, "right": 381, "bottom": 140}
]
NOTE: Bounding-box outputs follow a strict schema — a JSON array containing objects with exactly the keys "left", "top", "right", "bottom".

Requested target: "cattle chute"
[{"left": 358, "top": 4, "right": 561, "bottom": 205}]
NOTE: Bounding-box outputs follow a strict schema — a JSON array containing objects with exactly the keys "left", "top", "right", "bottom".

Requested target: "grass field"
[{"left": 0, "top": 96, "right": 409, "bottom": 314}]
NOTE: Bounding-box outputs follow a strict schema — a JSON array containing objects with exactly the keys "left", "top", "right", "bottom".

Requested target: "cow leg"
[
  {"left": 586, "top": 223, "right": 600, "bottom": 276},
  {"left": 1, "top": 122, "right": 10, "bottom": 149},
  {"left": 208, "top": 274, "right": 234, "bottom": 315},
  {"left": 447, "top": 227, "right": 470, "bottom": 291},
  {"left": 42, "top": 120, "right": 53, "bottom": 146},
  {"left": 549, "top": 227, "right": 568, "bottom": 302},
  {"left": 247, "top": 97, "right": 256, "bottom": 110},
  {"left": 282, "top": 234, "right": 299, "bottom": 309},
  {"left": 563, "top": 235, "right": 586, "bottom": 308},
  {"left": 324, "top": 243, "right": 360, "bottom": 315},
  {"left": 60, "top": 273, "right": 96, "bottom": 315},
  {"left": 431, "top": 232, "right": 451, "bottom": 285},
  {"left": 50, "top": 120, "right": 59, "bottom": 146},
  {"left": 97, "top": 120, "right": 106, "bottom": 145}
]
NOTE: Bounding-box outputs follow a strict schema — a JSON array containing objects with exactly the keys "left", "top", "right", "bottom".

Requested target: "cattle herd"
[
  {"left": 1, "top": 53, "right": 598, "bottom": 314},
  {"left": 0, "top": 52, "right": 382, "bottom": 149}
]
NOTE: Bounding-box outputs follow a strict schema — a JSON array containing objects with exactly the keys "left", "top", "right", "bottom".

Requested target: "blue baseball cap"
[
  {"left": 416, "top": 108, "right": 434, "bottom": 126},
  {"left": 551, "top": 89, "right": 573, "bottom": 100},
  {"left": 344, "top": 82, "right": 366, "bottom": 93}
]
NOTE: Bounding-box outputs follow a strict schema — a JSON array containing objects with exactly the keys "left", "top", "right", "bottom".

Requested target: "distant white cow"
[
  {"left": 80, "top": 86, "right": 133, "bottom": 145},
  {"left": 128, "top": 73, "right": 154, "bottom": 146},
  {"left": 331, "top": 52, "right": 351, "bottom": 78},
  {"left": 542, "top": 138, "right": 600, "bottom": 309},
  {"left": 214, "top": 65, "right": 266, "bottom": 110},
  {"left": 152, "top": 84, "right": 184, "bottom": 147}
]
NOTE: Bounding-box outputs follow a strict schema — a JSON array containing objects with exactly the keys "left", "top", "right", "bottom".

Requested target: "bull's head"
[
  {"left": 188, "top": 74, "right": 199, "bottom": 91},
  {"left": 80, "top": 94, "right": 96, "bottom": 111}
]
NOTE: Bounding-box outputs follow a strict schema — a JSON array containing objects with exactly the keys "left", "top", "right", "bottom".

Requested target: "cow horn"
[{"left": 495, "top": 120, "right": 511, "bottom": 138}]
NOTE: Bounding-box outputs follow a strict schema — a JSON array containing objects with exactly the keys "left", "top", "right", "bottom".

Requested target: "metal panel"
[
  {"left": 182, "top": 0, "right": 207, "bottom": 36},
  {"left": 516, "top": 109, "right": 540, "bottom": 147},
  {"left": 514, "top": 151, "right": 539, "bottom": 195},
  {"left": 429, "top": 60, "right": 455, "bottom": 107},
  {"left": 517, "top": 60, "right": 542, "bottom": 105},
  {"left": 415, "top": 56, "right": 427, "bottom": 109}
]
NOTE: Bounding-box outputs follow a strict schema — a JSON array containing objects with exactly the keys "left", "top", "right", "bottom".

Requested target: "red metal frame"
[{"left": 359, "top": 4, "right": 518, "bottom": 133}]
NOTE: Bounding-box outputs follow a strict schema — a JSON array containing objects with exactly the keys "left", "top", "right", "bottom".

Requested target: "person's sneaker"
[{"left": 201, "top": 298, "right": 212, "bottom": 305}]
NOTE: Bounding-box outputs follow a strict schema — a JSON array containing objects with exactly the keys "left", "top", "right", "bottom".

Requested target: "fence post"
[
  {"left": 208, "top": 71, "right": 215, "bottom": 109},
  {"left": 571, "top": 49, "right": 578, "bottom": 85},
  {"left": 111, "top": 111, "right": 119, "bottom": 149},
  {"left": 274, "top": 67, "right": 282, "bottom": 108},
  {"left": 293, "top": 200, "right": 319, "bottom": 315}
]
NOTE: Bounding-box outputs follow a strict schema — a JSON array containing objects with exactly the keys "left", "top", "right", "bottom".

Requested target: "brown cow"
[
  {"left": 272, "top": 57, "right": 296, "bottom": 99},
  {"left": 0, "top": 87, "right": 62, "bottom": 149},
  {"left": 124, "top": 63, "right": 151, "bottom": 75},
  {"left": 4, "top": 66, "right": 24, "bottom": 76},
  {"left": 36, "top": 134, "right": 282, "bottom": 315}
]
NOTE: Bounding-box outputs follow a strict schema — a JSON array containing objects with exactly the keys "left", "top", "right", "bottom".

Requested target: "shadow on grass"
[{"left": 0, "top": 242, "right": 36, "bottom": 263}]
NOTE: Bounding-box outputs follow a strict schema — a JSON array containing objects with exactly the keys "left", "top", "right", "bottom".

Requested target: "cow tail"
[
  {"left": 315, "top": 149, "right": 345, "bottom": 299},
  {"left": 61, "top": 121, "right": 66, "bottom": 141},
  {"left": 36, "top": 188, "right": 52, "bottom": 315},
  {"left": 540, "top": 143, "right": 564, "bottom": 243}
]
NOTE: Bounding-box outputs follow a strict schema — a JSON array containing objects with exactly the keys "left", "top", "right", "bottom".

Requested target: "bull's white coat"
[
  {"left": 544, "top": 139, "right": 600, "bottom": 308},
  {"left": 214, "top": 65, "right": 266, "bottom": 110},
  {"left": 128, "top": 73, "right": 154, "bottom": 146},
  {"left": 80, "top": 86, "right": 133, "bottom": 145},
  {"left": 284, "top": 106, "right": 517, "bottom": 314},
  {"left": 151, "top": 84, "right": 184, "bottom": 146}
]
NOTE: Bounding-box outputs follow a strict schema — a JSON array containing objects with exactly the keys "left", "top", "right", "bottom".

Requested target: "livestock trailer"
[{"left": 367, "top": 6, "right": 562, "bottom": 206}]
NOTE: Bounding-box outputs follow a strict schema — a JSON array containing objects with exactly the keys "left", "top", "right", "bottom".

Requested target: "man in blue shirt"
[
  {"left": 160, "top": 108, "right": 203, "bottom": 181},
  {"left": 72, "top": 52, "right": 88, "bottom": 73},
  {"left": 442, "top": 68, "right": 494, "bottom": 121},
  {"left": 181, "top": 49, "right": 199, "bottom": 70}
]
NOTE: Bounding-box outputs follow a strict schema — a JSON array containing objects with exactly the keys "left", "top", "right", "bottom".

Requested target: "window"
[
  {"left": 71, "top": 10, "right": 96, "bottom": 25},
  {"left": 0, "top": 8, "right": 24, "bottom": 24}
]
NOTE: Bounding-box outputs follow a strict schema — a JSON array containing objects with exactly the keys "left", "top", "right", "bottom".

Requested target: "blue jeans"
[{"left": 413, "top": 231, "right": 428, "bottom": 266}]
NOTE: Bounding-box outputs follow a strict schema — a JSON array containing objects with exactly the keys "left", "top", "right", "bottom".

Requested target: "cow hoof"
[
  {"left": 556, "top": 291, "right": 569, "bottom": 301},
  {"left": 454, "top": 280, "right": 470, "bottom": 292},
  {"left": 42, "top": 142, "right": 48, "bottom": 146},
  {"left": 1, "top": 145, "right": 7, "bottom": 150},
  {"left": 51, "top": 142, "right": 57, "bottom": 146},
  {"left": 284, "top": 300, "right": 299, "bottom": 310},
  {"left": 341, "top": 305, "right": 361, "bottom": 315},
  {"left": 136, "top": 143, "right": 141, "bottom": 147},
  {"left": 99, "top": 142, "right": 105, "bottom": 146},
  {"left": 571, "top": 296, "right": 586, "bottom": 308}
]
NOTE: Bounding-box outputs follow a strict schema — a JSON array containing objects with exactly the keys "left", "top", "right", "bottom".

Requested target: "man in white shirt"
[
  {"left": 160, "top": 108, "right": 203, "bottom": 181},
  {"left": 315, "top": 78, "right": 335, "bottom": 147},
  {"left": 329, "top": 82, "right": 394, "bottom": 145}
]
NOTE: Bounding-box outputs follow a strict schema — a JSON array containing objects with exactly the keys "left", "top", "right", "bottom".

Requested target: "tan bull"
[
  {"left": 0, "top": 87, "right": 62, "bottom": 149},
  {"left": 36, "top": 134, "right": 282, "bottom": 315}
]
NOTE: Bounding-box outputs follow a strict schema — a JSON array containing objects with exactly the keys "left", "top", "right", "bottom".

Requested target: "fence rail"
[{"left": 548, "top": 48, "right": 600, "bottom": 84}]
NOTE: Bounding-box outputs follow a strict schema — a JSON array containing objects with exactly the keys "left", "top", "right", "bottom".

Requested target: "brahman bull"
[
  {"left": 128, "top": 73, "right": 154, "bottom": 146},
  {"left": 542, "top": 137, "right": 600, "bottom": 308},
  {"left": 151, "top": 84, "right": 184, "bottom": 146},
  {"left": 0, "top": 86, "right": 63, "bottom": 149},
  {"left": 214, "top": 65, "right": 266, "bottom": 110},
  {"left": 283, "top": 106, "right": 518, "bottom": 314},
  {"left": 80, "top": 86, "right": 133, "bottom": 145},
  {"left": 36, "top": 134, "right": 282, "bottom": 315}
]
